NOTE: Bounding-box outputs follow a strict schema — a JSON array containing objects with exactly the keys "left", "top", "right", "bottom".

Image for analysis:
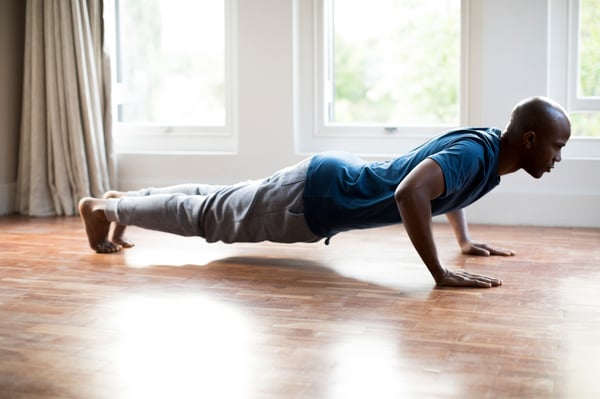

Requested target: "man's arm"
[
  {"left": 394, "top": 159, "right": 502, "bottom": 288},
  {"left": 446, "top": 209, "right": 515, "bottom": 256}
]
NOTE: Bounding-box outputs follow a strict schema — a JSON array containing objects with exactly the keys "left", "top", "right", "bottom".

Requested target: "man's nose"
[{"left": 554, "top": 150, "right": 562, "bottom": 163}]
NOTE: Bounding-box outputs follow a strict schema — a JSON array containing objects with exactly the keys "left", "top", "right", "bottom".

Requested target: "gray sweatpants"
[{"left": 104, "top": 158, "right": 322, "bottom": 244}]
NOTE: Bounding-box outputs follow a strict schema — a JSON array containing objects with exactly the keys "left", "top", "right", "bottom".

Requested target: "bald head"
[
  {"left": 505, "top": 96, "right": 571, "bottom": 141},
  {"left": 500, "top": 97, "right": 571, "bottom": 178}
]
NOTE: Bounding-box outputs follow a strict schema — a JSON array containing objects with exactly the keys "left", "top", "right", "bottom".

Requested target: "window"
[
  {"left": 111, "top": 0, "right": 237, "bottom": 152},
  {"left": 295, "top": 0, "right": 465, "bottom": 154},
  {"left": 567, "top": 0, "right": 600, "bottom": 137},
  {"left": 327, "top": 0, "right": 460, "bottom": 127}
]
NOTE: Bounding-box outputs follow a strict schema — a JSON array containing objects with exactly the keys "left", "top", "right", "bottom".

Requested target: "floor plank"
[{"left": 0, "top": 215, "right": 599, "bottom": 398}]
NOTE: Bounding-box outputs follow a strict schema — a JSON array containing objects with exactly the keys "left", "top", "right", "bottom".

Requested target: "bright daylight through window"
[
  {"left": 115, "top": 0, "right": 226, "bottom": 127},
  {"left": 570, "top": 0, "right": 600, "bottom": 137},
  {"left": 328, "top": 0, "right": 460, "bottom": 127}
]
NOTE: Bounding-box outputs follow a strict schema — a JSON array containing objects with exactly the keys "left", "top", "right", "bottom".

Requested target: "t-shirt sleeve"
[{"left": 428, "top": 140, "right": 484, "bottom": 197}]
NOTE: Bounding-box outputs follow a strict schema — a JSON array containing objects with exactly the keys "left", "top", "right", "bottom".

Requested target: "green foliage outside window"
[
  {"left": 331, "top": 0, "right": 460, "bottom": 126},
  {"left": 579, "top": 0, "right": 600, "bottom": 97},
  {"left": 332, "top": 0, "right": 600, "bottom": 136},
  {"left": 117, "top": 0, "right": 226, "bottom": 126},
  {"left": 573, "top": 0, "right": 600, "bottom": 137}
]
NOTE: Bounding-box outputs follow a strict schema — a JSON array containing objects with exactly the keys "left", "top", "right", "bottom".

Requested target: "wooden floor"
[{"left": 1, "top": 216, "right": 599, "bottom": 399}]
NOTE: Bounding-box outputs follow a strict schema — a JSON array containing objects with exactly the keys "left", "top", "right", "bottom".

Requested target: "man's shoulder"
[
  {"left": 434, "top": 127, "right": 502, "bottom": 155},
  {"left": 439, "top": 127, "right": 501, "bottom": 142},
  {"left": 429, "top": 127, "right": 501, "bottom": 165}
]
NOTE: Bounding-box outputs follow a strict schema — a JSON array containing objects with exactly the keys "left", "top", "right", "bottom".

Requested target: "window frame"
[
  {"left": 548, "top": 0, "right": 600, "bottom": 157},
  {"left": 294, "top": 0, "right": 470, "bottom": 154},
  {"left": 109, "top": 0, "right": 238, "bottom": 153},
  {"left": 567, "top": 0, "right": 600, "bottom": 110}
]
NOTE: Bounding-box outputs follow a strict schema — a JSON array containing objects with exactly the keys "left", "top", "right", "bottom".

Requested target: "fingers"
[
  {"left": 465, "top": 241, "right": 515, "bottom": 257},
  {"left": 475, "top": 274, "right": 502, "bottom": 287},
  {"left": 455, "top": 270, "right": 502, "bottom": 287},
  {"left": 467, "top": 245, "right": 491, "bottom": 257},
  {"left": 487, "top": 246, "right": 515, "bottom": 256},
  {"left": 437, "top": 270, "right": 502, "bottom": 288}
]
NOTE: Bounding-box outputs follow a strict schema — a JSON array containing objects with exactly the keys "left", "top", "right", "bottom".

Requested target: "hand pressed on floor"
[{"left": 436, "top": 269, "right": 502, "bottom": 288}]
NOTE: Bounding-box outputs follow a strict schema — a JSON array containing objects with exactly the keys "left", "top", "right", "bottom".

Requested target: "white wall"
[{"left": 115, "top": 0, "right": 600, "bottom": 228}]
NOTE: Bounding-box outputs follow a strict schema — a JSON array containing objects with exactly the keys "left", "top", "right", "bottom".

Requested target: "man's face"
[{"left": 523, "top": 122, "right": 571, "bottom": 179}]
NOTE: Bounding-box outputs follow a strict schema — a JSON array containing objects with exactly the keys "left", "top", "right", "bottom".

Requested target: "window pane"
[
  {"left": 571, "top": 112, "right": 600, "bottom": 137},
  {"left": 330, "top": 0, "right": 460, "bottom": 125},
  {"left": 117, "top": 0, "right": 226, "bottom": 125},
  {"left": 578, "top": 0, "right": 600, "bottom": 98}
]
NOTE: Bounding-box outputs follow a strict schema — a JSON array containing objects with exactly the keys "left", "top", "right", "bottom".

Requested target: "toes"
[{"left": 95, "top": 241, "right": 122, "bottom": 254}]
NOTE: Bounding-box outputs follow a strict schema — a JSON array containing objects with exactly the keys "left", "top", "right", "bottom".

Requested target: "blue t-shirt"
[{"left": 303, "top": 127, "right": 502, "bottom": 237}]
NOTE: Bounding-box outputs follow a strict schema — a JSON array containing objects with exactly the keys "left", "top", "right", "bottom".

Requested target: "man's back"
[{"left": 303, "top": 127, "right": 502, "bottom": 237}]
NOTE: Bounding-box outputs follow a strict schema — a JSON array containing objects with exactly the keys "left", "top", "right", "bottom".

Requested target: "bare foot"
[
  {"left": 103, "top": 190, "right": 126, "bottom": 199},
  {"left": 111, "top": 223, "right": 135, "bottom": 248},
  {"left": 79, "top": 197, "right": 122, "bottom": 254},
  {"left": 103, "top": 190, "right": 135, "bottom": 248}
]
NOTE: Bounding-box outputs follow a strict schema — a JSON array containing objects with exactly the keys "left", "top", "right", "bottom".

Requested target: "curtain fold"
[{"left": 17, "top": 0, "right": 114, "bottom": 216}]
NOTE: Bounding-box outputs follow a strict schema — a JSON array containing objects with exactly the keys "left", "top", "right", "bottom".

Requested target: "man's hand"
[
  {"left": 436, "top": 269, "right": 502, "bottom": 288},
  {"left": 460, "top": 240, "right": 515, "bottom": 257},
  {"left": 446, "top": 209, "right": 515, "bottom": 257}
]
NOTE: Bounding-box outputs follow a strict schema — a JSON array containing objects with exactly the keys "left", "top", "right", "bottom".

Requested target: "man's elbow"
[{"left": 394, "top": 185, "right": 426, "bottom": 211}]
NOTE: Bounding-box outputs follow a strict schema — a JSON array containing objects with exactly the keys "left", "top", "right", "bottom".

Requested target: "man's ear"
[{"left": 522, "top": 131, "right": 536, "bottom": 149}]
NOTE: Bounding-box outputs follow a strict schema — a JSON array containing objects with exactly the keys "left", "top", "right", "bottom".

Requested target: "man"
[{"left": 79, "top": 96, "right": 571, "bottom": 288}]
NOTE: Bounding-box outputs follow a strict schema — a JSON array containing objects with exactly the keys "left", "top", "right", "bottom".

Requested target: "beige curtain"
[{"left": 17, "top": 0, "right": 115, "bottom": 216}]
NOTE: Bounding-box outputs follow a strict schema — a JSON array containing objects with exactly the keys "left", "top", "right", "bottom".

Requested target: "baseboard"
[{"left": 0, "top": 182, "right": 16, "bottom": 215}]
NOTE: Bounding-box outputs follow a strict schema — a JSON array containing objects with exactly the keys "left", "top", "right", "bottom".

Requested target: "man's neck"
[{"left": 497, "top": 133, "right": 521, "bottom": 176}]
